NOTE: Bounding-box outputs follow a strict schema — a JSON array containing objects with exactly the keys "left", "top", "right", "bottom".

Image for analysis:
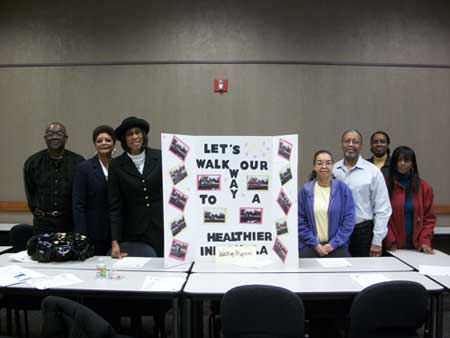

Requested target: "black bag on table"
[{"left": 27, "top": 232, "right": 94, "bottom": 262}]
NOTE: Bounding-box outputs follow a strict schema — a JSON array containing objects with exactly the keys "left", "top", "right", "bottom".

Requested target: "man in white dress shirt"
[{"left": 333, "top": 129, "right": 392, "bottom": 257}]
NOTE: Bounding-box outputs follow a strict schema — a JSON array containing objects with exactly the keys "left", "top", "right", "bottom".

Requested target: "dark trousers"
[
  {"left": 349, "top": 220, "right": 374, "bottom": 257},
  {"left": 299, "top": 245, "right": 351, "bottom": 258},
  {"left": 33, "top": 213, "right": 73, "bottom": 234},
  {"left": 92, "top": 240, "right": 110, "bottom": 256}
]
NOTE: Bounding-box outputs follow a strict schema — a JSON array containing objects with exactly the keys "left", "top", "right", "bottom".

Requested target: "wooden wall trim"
[
  {"left": 434, "top": 204, "right": 450, "bottom": 215},
  {"left": 0, "top": 201, "right": 29, "bottom": 211},
  {"left": 1, "top": 201, "right": 450, "bottom": 214}
]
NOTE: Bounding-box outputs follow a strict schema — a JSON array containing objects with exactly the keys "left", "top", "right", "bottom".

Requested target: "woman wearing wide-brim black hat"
[{"left": 108, "top": 116, "right": 163, "bottom": 257}]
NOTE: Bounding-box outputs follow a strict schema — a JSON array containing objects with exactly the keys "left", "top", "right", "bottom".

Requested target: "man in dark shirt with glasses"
[{"left": 24, "top": 122, "right": 84, "bottom": 234}]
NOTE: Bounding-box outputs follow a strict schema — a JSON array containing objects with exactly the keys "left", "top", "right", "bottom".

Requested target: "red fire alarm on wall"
[{"left": 214, "top": 78, "right": 228, "bottom": 93}]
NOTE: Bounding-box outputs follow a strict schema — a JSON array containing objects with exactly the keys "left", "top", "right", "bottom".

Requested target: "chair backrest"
[
  {"left": 349, "top": 281, "right": 428, "bottom": 337},
  {"left": 9, "top": 224, "right": 34, "bottom": 252},
  {"left": 221, "top": 284, "right": 304, "bottom": 338},
  {"left": 41, "top": 296, "right": 118, "bottom": 338}
]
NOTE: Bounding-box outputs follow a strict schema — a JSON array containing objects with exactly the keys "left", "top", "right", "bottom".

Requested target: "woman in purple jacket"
[{"left": 298, "top": 150, "right": 355, "bottom": 257}]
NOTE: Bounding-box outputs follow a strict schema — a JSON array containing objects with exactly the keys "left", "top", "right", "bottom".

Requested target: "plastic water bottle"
[
  {"left": 95, "top": 257, "right": 107, "bottom": 279},
  {"left": 109, "top": 266, "right": 120, "bottom": 279}
]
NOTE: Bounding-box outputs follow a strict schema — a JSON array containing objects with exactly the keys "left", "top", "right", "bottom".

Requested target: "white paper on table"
[
  {"left": 141, "top": 276, "right": 185, "bottom": 291},
  {"left": 0, "top": 264, "right": 47, "bottom": 286},
  {"left": 9, "top": 250, "right": 35, "bottom": 263},
  {"left": 316, "top": 258, "right": 352, "bottom": 268},
  {"left": 233, "top": 258, "right": 275, "bottom": 268},
  {"left": 26, "top": 273, "right": 83, "bottom": 290},
  {"left": 419, "top": 264, "right": 450, "bottom": 276},
  {"left": 112, "top": 257, "right": 152, "bottom": 269},
  {"left": 351, "top": 273, "right": 390, "bottom": 288}
]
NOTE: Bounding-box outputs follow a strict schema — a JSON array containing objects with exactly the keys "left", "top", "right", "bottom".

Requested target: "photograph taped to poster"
[
  {"left": 273, "top": 237, "right": 289, "bottom": 262},
  {"left": 275, "top": 217, "right": 288, "bottom": 236},
  {"left": 162, "top": 134, "right": 298, "bottom": 268},
  {"left": 278, "top": 138, "right": 293, "bottom": 160},
  {"left": 279, "top": 165, "right": 293, "bottom": 186},
  {"left": 169, "top": 164, "right": 188, "bottom": 185},
  {"left": 277, "top": 189, "right": 292, "bottom": 215},
  {"left": 169, "top": 239, "right": 189, "bottom": 261},
  {"left": 168, "top": 187, "right": 189, "bottom": 211},
  {"left": 246, "top": 175, "right": 269, "bottom": 191},
  {"left": 170, "top": 216, "right": 187, "bottom": 237},
  {"left": 197, "top": 174, "right": 221, "bottom": 191},
  {"left": 203, "top": 207, "right": 227, "bottom": 224},
  {"left": 169, "top": 135, "right": 190, "bottom": 161},
  {"left": 239, "top": 207, "right": 264, "bottom": 224}
]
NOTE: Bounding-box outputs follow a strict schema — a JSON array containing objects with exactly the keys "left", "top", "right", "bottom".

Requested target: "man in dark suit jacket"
[{"left": 108, "top": 117, "right": 164, "bottom": 257}]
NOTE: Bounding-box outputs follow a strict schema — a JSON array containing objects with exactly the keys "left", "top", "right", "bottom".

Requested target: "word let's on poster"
[{"left": 161, "top": 134, "right": 298, "bottom": 268}]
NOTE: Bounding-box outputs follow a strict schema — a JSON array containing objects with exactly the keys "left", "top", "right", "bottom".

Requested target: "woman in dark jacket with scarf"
[
  {"left": 108, "top": 116, "right": 164, "bottom": 258},
  {"left": 385, "top": 146, "right": 436, "bottom": 253}
]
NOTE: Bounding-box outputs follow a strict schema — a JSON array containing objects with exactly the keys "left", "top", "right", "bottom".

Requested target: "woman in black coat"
[
  {"left": 108, "top": 116, "right": 164, "bottom": 258},
  {"left": 73, "top": 125, "right": 116, "bottom": 255}
]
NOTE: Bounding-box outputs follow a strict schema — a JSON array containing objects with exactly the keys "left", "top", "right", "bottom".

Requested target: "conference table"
[
  {"left": 0, "top": 256, "right": 190, "bottom": 338},
  {"left": 184, "top": 257, "right": 444, "bottom": 338},
  {"left": 0, "top": 253, "right": 192, "bottom": 272},
  {"left": 389, "top": 249, "right": 450, "bottom": 338},
  {"left": 427, "top": 271, "right": 450, "bottom": 338},
  {"left": 185, "top": 271, "right": 440, "bottom": 294},
  {"left": 1, "top": 254, "right": 448, "bottom": 338},
  {"left": 192, "top": 256, "right": 413, "bottom": 273},
  {"left": 389, "top": 249, "right": 450, "bottom": 269},
  {"left": 6, "top": 269, "right": 187, "bottom": 338},
  {"left": 0, "top": 246, "right": 12, "bottom": 254}
]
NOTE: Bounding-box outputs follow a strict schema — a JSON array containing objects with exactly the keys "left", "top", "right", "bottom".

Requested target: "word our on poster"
[{"left": 161, "top": 134, "right": 298, "bottom": 268}]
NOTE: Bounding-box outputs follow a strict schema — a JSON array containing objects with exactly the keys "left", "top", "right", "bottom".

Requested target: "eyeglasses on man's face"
[
  {"left": 343, "top": 139, "right": 360, "bottom": 146},
  {"left": 45, "top": 131, "right": 66, "bottom": 138}
]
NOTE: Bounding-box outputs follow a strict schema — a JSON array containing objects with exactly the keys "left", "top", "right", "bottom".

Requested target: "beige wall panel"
[
  {"left": 1, "top": 0, "right": 449, "bottom": 225},
  {"left": 1, "top": 0, "right": 449, "bottom": 65},
  {"left": 438, "top": 216, "right": 450, "bottom": 227},
  {"left": 298, "top": 66, "right": 450, "bottom": 205},
  {"left": 0, "top": 212, "right": 32, "bottom": 225},
  {"left": 1, "top": 65, "right": 449, "bottom": 205}
]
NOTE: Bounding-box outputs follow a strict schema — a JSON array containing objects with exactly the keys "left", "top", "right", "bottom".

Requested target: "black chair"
[
  {"left": 41, "top": 296, "right": 134, "bottom": 338},
  {"left": 221, "top": 284, "right": 305, "bottom": 338},
  {"left": 8, "top": 224, "right": 34, "bottom": 253},
  {"left": 348, "top": 280, "right": 428, "bottom": 338},
  {"left": 105, "top": 243, "right": 167, "bottom": 337},
  {"left": 2, "top": 224, "right": 35, "bottom": 337}
]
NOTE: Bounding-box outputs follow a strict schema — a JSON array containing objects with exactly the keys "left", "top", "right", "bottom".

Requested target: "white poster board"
[{"left": 162, "top": 134, "right": 298, "bottom": 268}]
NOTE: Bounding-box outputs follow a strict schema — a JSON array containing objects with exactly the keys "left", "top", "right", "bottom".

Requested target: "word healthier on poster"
[{"left": 161, "top": 134, "right": 298, "bottom": 268}]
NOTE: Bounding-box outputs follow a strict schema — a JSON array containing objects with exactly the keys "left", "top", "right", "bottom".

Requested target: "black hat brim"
[{"left": 114, "top": 116, "right": 150, "bottom": 141}]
